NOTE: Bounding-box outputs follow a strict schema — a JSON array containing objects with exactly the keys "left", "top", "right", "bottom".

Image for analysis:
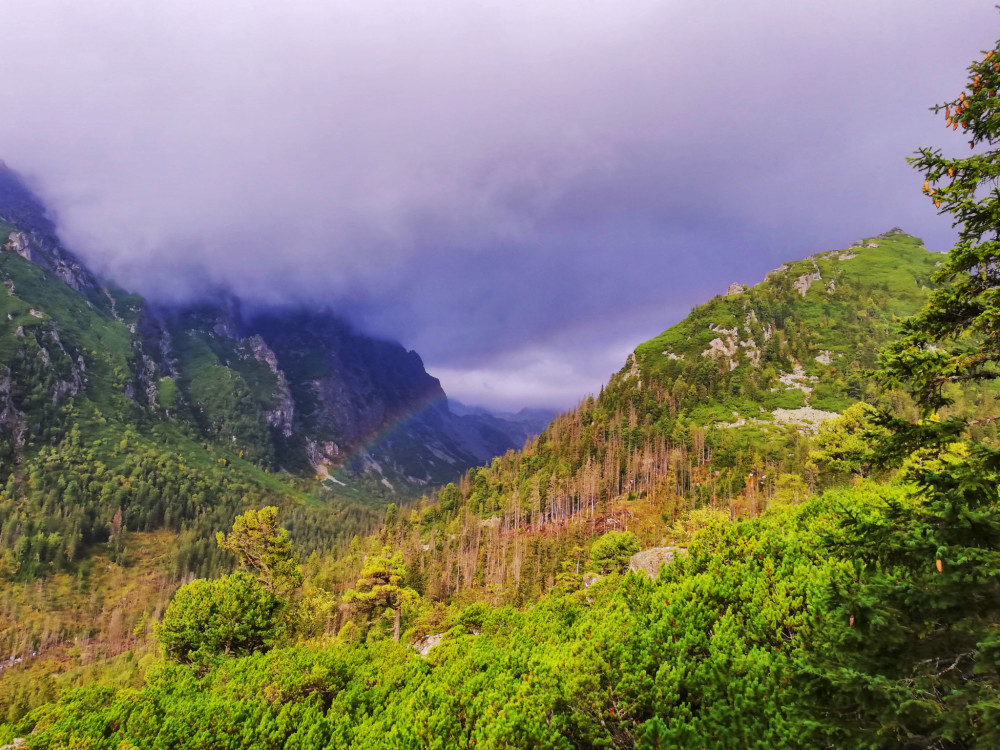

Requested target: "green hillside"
[
  {"left": 633, "top": 229, "right": 939, "bottom": 421},
  {"left": 4, "top": 226, "right": 1000, "bottom": 745}
]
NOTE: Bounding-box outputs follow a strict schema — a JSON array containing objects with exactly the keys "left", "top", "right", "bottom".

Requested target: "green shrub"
[
  {"left": 589, "top": 530, "right": 640, "bottom": 575},
  {"left": 155, "top": 571, "right": 285, "bottom": 669}
]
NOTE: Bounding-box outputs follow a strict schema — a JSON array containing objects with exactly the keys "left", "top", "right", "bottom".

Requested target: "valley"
[
  {"left": 3, "top": 186, "right": 998, "bottom": 745},
  {"left": 2, "top": 25, "right": 1000, "bottom": 747}
]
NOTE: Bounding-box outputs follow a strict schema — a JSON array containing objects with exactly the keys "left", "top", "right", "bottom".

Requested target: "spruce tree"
[{"left": 796, "top": 36, "right": 1000, "bottom": 749}]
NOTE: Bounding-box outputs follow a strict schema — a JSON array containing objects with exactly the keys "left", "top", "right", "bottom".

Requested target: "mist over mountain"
[
  {"left": 0, "top": 163, "right": 541, "bottom": 498},
  {"left": 0, "top": 2, "right": 993, "bottom": 409}
]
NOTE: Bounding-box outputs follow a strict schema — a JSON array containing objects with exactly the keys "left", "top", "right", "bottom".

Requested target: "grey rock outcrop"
[
  {"left": 793, "top": 268, "right": 821, "bottom": 297},
  {"left": 414, "top": 633, "right": 444, "bottom": 656},
  {"left": 305, "top": 439, "right": 341, "bottom": 478},
  {"left": 247, "top": 335, "right": 295, "bottom": 438},
  {"left": 6, "top": 231, "right": 32, "bottom": 261},
  {"left": 629, "top": 546, "right": 688, "bottom": 578}
]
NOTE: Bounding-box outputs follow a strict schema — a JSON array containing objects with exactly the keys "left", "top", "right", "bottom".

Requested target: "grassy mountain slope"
[
  {"left": 321, "top": 230, "right": 998, "bottom": 609},
  {"left": 633, "top": 229, "right": 938, "bottom": 421}
]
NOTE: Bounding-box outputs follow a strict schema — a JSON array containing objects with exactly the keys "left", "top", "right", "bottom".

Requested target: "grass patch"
[{"left": 157, "top": 377, "right": 178, "bottom": 411}]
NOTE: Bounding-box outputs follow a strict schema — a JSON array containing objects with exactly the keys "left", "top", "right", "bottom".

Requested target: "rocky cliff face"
[
  {"left": 161, "top": 304, "right": 529, "bottom": 490},
  {"left": 0, "top": 167, "right": 100, "bottom": 295},
  {"left": 0, "top": 163, "right": 540, "bottom": 496},
  {"left": 247, "top": 310, "right": 445, "bottom": 451},
  {"left": 246, "top": 335, "right": 295, "bottom": 438}
]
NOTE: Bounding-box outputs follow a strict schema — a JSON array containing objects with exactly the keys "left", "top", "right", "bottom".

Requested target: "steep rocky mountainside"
[
  {"left": 0, "top": 164, "right": 554, "bottom": 698},
  {"left": 0, "top": 163, "right": 539, "bottom": 501},
  {"left": 139, "top": 299, "right": 535, "bottom": 493}
]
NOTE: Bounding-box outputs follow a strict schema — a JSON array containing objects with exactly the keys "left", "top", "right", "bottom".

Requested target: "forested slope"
[
  {"left": 317, "top": 230, "right": 998, "bottom": 608},
  {"left": 0, "top": 165, "right": 545, "bottom": 712}
]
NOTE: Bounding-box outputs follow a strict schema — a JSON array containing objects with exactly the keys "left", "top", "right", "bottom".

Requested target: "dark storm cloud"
[{"left": 0, "top": 1, "right": 993, "bottom": 409}]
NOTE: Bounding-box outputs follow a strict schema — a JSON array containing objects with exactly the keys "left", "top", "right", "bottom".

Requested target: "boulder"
[
  {"left": 413, "top": 633, "right": 444, "bottom": 656},
  {"left": 629, "top": 546, "right": 687, "bottom": 578}
]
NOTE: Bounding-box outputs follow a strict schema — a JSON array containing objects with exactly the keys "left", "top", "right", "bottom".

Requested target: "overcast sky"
[{"left": 0, "top": 1, "right": 994, "bottom": 410}]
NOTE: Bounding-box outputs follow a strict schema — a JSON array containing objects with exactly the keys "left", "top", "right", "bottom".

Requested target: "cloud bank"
[{"left": 0, "top": 1, "right": 993, "bottom": 408}]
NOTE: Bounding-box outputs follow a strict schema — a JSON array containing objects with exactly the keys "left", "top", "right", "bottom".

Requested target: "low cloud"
[{"left": 0, "top": 1, "right": 990, "bottom": 408}]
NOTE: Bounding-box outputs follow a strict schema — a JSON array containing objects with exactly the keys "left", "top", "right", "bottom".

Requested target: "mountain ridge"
[
  {"left": 0, "top": 163, "right": 542, "bottom": 499},
  {"left": 337, "top": 227, "right": 978, "bottom": 607}
]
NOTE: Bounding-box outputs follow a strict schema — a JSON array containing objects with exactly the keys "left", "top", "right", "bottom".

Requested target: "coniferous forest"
[{"left": 1, "top": 24, "right": 1000, "bottom": 750}]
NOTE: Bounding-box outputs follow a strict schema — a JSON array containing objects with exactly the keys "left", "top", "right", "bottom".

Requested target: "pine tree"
[
  {"left": 343, "top": 547, "right": 418, "bottom": 642},
  {"left": 216, "top": 506, "right": 302, "bottom": 595},
  {"left": 155, "top": 571, "right": 285, "bottom": 670}
]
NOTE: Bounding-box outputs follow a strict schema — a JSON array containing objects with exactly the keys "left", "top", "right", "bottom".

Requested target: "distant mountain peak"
[{"left": 0, "top": 166, "right": 542, "bottom": 498}]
